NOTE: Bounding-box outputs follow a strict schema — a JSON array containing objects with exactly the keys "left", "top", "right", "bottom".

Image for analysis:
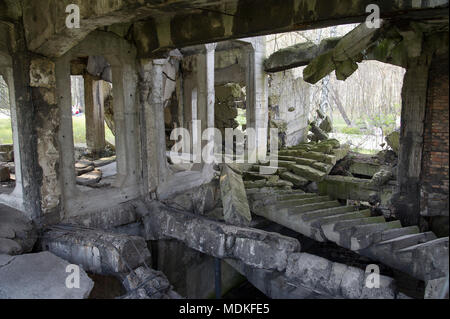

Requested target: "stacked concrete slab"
[{"left": 246, "top": 187, "right": 449, "bottom": 283}]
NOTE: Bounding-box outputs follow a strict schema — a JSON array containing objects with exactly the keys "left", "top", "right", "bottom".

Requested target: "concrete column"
[
  {"left": 245, "top": 37, "right": 268, "bottom": 161},
  {"left": 140, "top": 59, "right": 168, "bottom": 193},
  {"left": 393, "top": 56, "right": 430, "bottom": 227},
  {"left": 84, "top": 74, "right": 106, "bottom": 156},
  {"left": 29, "top": 57, "right": 62, "bottom": 223},
  {"left": 196, "top": 43, "right": 216, "bottom": 163}
]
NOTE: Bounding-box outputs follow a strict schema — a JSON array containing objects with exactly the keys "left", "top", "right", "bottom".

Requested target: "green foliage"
[
  {"left": 367, "top": 113, "right": 397, "bottom": 136},
  {"left": 236, "top": 108, "right": 247, "bottom": 127}
]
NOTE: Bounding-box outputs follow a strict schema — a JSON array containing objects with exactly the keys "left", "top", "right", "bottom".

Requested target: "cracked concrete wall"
[{"left": 268, "top": 71, "right": 311, "bottom": 147}]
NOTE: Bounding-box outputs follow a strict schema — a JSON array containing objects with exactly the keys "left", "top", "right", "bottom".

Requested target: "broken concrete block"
[
  {"left": 0, "top": 205, "right": 37, "bottom": 253},
  {"left": 93, "top": 156, "right": 116, "bottom": 167},
  {"left": 288, "top": 164, "right": 326, "bottom": 182},
  {"left": 319, "top": 116, "right": 333, "bottom": 133},
  {"left": 122, "top": 266, "right": 183, "bottom": 299},
  {"left": 0, "top": 252, "right": 94, "bottom": 299},
  {"left": 280, "top": 171, "right": 309, "bottom": 187},
  {"left": 370, "top": 169, "right": 393, "bottom": 186},
  {"left": 395, "top": 237, "right": 449, "bottom": 281},
  {"left": 425, "top": 277, "right": 449, "bottom": 299},
  {"left": 76, "top": 169, "right": 102, "bottom": 186},
  {"left": 0, "top": 238, "right": 22, "bottom": 255},
  {"left": 41, "top": 225, "right": 151, "bottom": 274},
  {"left": 385, "top": 130, "right": 400, "bottom": 154},
  {"left": 140, "top": 201, "right": 300, "bottom": 272},
  {"left": 220, "top": 164, "right": 252, "bottom": 226},
  {"left": 309, "top": 121, "right": 329, "bottom": 141},
  {"left": 75, "top": 162, "right": 95, "bottom": 176}
]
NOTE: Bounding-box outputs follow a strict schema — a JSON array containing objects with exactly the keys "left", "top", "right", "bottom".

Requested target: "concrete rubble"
[
  {"left": 219, "top": 164, "right": 252, "bottom": 226},
  {"left": 0, "top": 205, "right": 37, "bottom": 255}
]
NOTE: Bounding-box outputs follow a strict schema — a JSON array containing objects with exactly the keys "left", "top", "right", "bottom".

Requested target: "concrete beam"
[
  {"left": 18, "top": 0, "right": 449, "bottom": 58},
  {"left": 140, "top": 201, "right": 300, "bottom": 272},
  {"left": 264, "top": 38, "right": 341, "bottom": 73}
]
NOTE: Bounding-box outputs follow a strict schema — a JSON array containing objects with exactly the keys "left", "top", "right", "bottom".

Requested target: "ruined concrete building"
[{"left": 0, "top": 0, "right": 448, "bottom": 300}]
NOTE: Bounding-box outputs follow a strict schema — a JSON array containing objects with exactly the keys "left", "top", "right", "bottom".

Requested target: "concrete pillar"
[
  {"left": 140, "top": 59, "right": 168, "bottom": 193},
  {"left": 196, "top": 43, "right": 216, "bottom": 163},
  {"left": 393, "top": 56, "right": 430, "bottom": 227},
  {"left": 245, "top": 37, "right": 268, "bottom": 161},
  {"left": 29, "top": 57, "right": 62, "bottom": 223},
  {"left": 84, "top": 74, "right": 106, "bottom": 156}
]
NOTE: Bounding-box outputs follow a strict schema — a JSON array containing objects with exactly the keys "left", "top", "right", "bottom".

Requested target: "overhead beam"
[
  {"left": 134, "top": 0, "right": 449, "bottom": 58},
  {"left": 16, "top": 0, "right": 449, "bottom": 58}
]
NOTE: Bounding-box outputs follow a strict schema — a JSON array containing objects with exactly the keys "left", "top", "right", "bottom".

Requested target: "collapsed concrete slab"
[
  {"left": 40, "top": 225, "right": 151, "bottom": 275},
  {"left": 318, "top": 175, "right": 395, "bottom": 209},
  {"left": 227, "top": 252, "right": 399, "bottom": 299},
  {"left": 285, "top": 253, "right": 397, "bottom": 299},
  {"left": 139, "top": 201, "right": 300, "bottom": 272},
  {"left": 219, "top": 164, "right": 252, "bottom": 226},
  {"left": 0, "top": 252, "right": 94, "bottom": 299}
]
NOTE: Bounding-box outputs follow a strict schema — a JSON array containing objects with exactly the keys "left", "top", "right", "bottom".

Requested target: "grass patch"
[
  {"left": 0, "top": 116, "right": 115, "bottom": 145},
  {"left": 341, "top": 126, "right": 363, "bottom": 135},
  {"left": 72, "top": 115, "right": 115, "bottom": 145},
  {"left": 351, "top": 148, "right": 379, "bottom": 155},
  {"left": 0, "top": 118, "right": 13, "bottom": 144}
]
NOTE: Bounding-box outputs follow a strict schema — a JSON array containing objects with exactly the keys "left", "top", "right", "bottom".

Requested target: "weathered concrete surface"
[
  {"left": 157, "top": 164, "right": 216, "bottom": 200},
  {"left": 394, "top": 237, "right": 449, "bottom": 281},
  {"left": 425, "top": 277, "right": 449, "bottom": 299},
  {"left": 220, "top": 164, "right": 252, "bottom": 226},
  {"left": 0, "top": 204, "right": 37, "bottom": 255},
  {"left": 65, "top": 200, "right": 140, "bottom": 230},
  {"left": 226, "top": 258, "right": 335, "bottom": 299},
  {"left": 0, "top": 252, "right": 94, "bottom": 299},
  {"left": 265, "top": 38, "right": 340, "bottom": 73},
  {"left": 122, "top": 266, "right": 183, "bottom": 299},
  {"left": 76, "top": 169, "right": 102, "bottom": 186},
  {"left": 318, "top": 175, "right": 395, "bottom": 209},
  {"left": 227, "top": 252, "right": 399, "bottom": 299},
  {"left": 285, "top": 253, "right": 397, "bottom": 299},
  {"left": 40, "top": 225, "right": 151, "bottom": 274},
  {"left": 140, "top": 201, "right": 300, "bottom": 272}
]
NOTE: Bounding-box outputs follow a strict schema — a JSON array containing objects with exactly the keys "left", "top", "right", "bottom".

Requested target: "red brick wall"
[{"left": 421, "top": 54, "right": 449, "bottom": 217}]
